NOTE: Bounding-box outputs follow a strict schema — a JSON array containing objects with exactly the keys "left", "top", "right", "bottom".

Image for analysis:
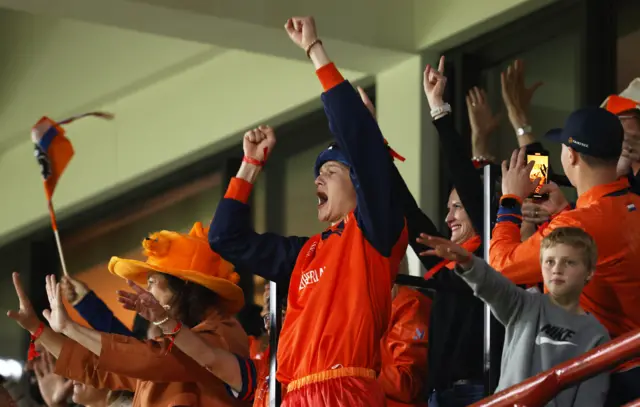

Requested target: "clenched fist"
[
  {"left": 243, "top": 125, "right": 276, "bottom": 164},
  {"left": 60, "top": 275, "right": 89, "bottom": 306},
  {"left": 284, "top": 17, "right": 318, "bottom": 50}
]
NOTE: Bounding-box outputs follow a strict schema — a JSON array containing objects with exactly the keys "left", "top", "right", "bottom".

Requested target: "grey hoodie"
[{"left": 458, "top": 255, "right": 610, "bottom": 407}]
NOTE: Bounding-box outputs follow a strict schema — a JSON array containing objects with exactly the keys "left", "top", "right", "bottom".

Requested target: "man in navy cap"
[{"left": 490, "top": 106, "right": 640, "bottom": 406}]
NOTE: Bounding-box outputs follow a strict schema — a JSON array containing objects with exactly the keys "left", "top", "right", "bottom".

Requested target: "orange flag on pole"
[{"left": 31, "top": 111, "right": 114, "bottom": 275}]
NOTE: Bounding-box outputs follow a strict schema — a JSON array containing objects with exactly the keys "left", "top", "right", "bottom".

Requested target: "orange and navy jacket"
[
  {"left": 209, "top": 62, "right": 408, "bottom": 394},
  {"left": 490, "top": 178, "right": 640, "bottom": 370},
  {"left": 379, "top": 286, "right": 431, "bottom": 407}
]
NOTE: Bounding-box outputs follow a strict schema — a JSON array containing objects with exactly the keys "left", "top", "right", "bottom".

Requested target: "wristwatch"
[
  {"left": 430, "top": 103, "right": 452, "bottom": 118},
  {"left": 516, "top": 125, "right": 533, "bottom": 137}
]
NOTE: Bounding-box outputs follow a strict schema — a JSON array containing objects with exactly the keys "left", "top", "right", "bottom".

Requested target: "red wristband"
[
  {"left": 28, "top": 322, "right": 45, "bottom": 361},
  {"left": 164, "top": 321, "right": 183, "bottom": 355},
  {"left": 242, "top": 147, "right": 269, "bottom": 167}
]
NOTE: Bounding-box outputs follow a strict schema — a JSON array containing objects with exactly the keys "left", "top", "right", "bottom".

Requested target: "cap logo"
[{"left": 567, "top": 137, "right": 589, "bottom": 148}]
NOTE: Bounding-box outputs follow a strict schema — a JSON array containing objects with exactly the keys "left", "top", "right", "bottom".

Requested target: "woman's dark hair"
[{"left": 164, "top": 274, "right": 220, "bottom": 328}]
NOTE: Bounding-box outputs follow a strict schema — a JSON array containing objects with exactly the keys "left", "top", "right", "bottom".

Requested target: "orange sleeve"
[
  {"left": 316, "top": 63, "right": 345, "bottom": 92},
  {"left": 224, "top": 177, "right": 253, "bottom": 204},
  {"left": 54, "top": 337, "right": 137, "bottom": 391},
  {"left": 490, "top": 213, "right": 582, "bottom": 285},
  {"left": 96, "top": 331, "right": 228, "bottom": 383},
  {"left": 378, "top": 288, "right": 431, "bottom": 403}
]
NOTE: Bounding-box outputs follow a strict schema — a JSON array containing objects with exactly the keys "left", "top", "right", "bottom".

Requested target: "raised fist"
[
  {"left": 243, "top": 125, "right": 276, "bottom": 164},
  {"left": 284, "top": 17, "right": 318, "bottom": 50},
  {"left": 61, "top": 275, "right": 90, "bottom": 305}
]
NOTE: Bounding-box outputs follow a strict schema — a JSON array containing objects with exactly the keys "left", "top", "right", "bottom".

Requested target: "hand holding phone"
[{"left": 527, "top": 153, "right": 549, "bottom": 200}]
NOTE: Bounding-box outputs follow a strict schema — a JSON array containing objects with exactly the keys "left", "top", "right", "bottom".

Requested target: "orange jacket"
[
  {"left": 55, "top": 311, "right": 250, "bottom": 407},
  {"left": 379, "top": 286, "right": 431, "bottom": 407},
  {"left": 490, "top": 178, "right": 640, "bottom": 370}
]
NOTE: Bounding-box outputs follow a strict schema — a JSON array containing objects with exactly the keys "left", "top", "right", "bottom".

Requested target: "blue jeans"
[{"left": 429, "top": 382, "right": 486, "bottom": 407}]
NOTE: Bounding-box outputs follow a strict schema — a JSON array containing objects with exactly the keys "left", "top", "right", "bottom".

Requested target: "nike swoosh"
[{"left": 535, "top": 336, "right": 577, "bottom": 346}]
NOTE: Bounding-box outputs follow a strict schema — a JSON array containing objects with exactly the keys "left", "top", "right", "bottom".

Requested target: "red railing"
[{"left": 470, "top": 329, "right": 640, "bottom": 407}]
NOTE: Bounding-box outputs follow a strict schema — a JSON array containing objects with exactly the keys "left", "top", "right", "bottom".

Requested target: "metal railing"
[{"left": 470, "top": 329, "right": 640, "bottom": 407}]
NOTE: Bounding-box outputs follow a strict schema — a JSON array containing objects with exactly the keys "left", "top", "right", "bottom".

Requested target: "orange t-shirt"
[
  {"left": 491, "top": 178, "right": 640, "bottom": 370},
  {"left": 277, "top": 213, "right": 408, "bottom": 383}
]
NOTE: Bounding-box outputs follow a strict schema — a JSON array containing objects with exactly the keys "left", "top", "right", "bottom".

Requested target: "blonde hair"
[{"left": 540, "top": 227, "right": 597, "bottom": 271}]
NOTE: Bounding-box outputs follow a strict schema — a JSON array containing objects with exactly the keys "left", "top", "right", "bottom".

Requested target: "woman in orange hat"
[{"left": 7, "top": 222, "right": 249, "bottom": 407}]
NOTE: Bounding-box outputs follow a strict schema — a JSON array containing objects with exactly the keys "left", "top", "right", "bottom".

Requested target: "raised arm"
[
  {"left": 357, "top": 87, "right": 445, "bottom": 270},
  {"left": 61, "top": 276, "right": 132, "bottom": 336},
  {"left": 209, "top": 127, "right": 308, "bottom": 284},
  {"left": 6, "top": 273, "right": 66, "bottom": 358},
  {"left": 490, "top": 149, "right": 572, "bottom": 284},
  {"left": 285, "top": 16, "right": 405, "bottom": 256}
]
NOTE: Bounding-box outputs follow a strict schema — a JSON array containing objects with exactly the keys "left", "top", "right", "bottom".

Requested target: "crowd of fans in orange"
[{"left": 3, "top": 15, "right": 640, "bottom": 407}]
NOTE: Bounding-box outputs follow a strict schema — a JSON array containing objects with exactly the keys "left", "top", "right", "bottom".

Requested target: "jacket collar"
[{"left": 576, "top": 178, "right": 631, "bottom": 208}]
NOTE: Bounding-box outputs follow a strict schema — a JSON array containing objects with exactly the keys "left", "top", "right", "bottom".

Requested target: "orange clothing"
[
  {"left": 282, "top": 375, "right": 385, "bottom": 406},
  {"left": 490, "top": 178, "right": 640, "bottom": 370},
  {"left": 276, "top": 211, "right": 407, "bottom": 384},
  {"left": 55, "top": 311, "right": 250, "bottom": 407},
  {"left": 379, "top": 287, "right": 431, "bottom": 407}
]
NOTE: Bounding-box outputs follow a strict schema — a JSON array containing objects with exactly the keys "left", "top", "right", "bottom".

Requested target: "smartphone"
[{"left": 528, "top": 152, "right": 549, "bottom": 200}]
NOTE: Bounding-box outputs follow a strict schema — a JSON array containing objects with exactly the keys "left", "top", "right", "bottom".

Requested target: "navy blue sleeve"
[
  {"left": 74, "top": 291, "right": 133, "bottom": 336},
  {"left": 390, "top": 162, "right": 446, "bottom": 270},
  {"left": 321, "top": 81, "right": 405, "bottom": 257},
  {"left": 224, "top": 355, "right": 258, "bottom": 402},
  {"left": 209, "top": 198, "right": 309, "bottom": 285}
]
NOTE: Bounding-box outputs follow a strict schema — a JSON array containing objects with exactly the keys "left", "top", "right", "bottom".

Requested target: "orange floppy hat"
[
  {"left": 601, "top": 78, "right": 640, "bottom": 115},
  {"left": 108, "top": 221, "right": 244, "bottom": 314}
]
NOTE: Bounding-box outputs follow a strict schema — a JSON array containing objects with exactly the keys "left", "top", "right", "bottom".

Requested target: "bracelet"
[
  {"left": 28, "top": 322, "right": 45, "bottom": 361},
  {"left": 153, "top": 316, "right": 169, "bottom": 326},
  {"left": 164, "top": 321, "right": 183, "bottom": 355},
  {"left": 242, "top": 147, "right": 270, "bottom": 167},
  {"left": 430, "top": 103, "right": 451, "bottom": 118},
  {"left": 305, "top": 39, "right": 323, "bottom": 59}
]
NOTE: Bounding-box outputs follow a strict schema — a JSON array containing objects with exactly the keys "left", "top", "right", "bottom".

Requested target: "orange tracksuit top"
[
  {"left": 490, "top": 178, "right": 640, "bottom": 371},
  {"left": 379, "top": 286, "right": 432, "bottom": 407},
  {"left": 209, "top": 62, "right": 408, "bottom": 397},
  {"left": 54, "top": 311, "right": 250, "bottom": 406}
]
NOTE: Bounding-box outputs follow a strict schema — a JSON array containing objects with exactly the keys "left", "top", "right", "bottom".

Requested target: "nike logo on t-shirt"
[{"left": 535, "top": 335, "right": 577, "bottom": 346}]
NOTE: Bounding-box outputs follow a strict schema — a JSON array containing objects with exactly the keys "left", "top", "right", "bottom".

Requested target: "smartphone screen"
[{"left": 528, "top": 153, "right": 549, "bottom": 199}]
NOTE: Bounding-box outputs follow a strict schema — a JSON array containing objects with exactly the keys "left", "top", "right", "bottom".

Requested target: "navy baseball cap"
[
  {"left": 544, "top": 107, "right": 623, "bottom": 159},
  {"left": 314, "top": 142, "right": 351, "bottom": 177}
]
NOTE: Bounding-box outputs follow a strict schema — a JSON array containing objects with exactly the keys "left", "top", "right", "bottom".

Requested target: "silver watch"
[
  {"left": 430, "top": 103, "right": 452, "bottom": 118},
  {"left": 516, "top": 125, "right": 533, "bottom": 137}
]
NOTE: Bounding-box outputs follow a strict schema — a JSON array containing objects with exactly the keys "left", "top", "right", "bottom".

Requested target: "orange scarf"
[{"left": 423, "top": 235, "right": 482, "bottom": 280}]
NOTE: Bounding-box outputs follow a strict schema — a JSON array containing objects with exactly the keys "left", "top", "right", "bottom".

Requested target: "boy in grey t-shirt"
[{"left": 419, "top": 227, "right": 610, "bottom": 406}]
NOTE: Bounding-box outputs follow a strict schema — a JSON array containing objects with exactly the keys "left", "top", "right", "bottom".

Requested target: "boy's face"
[{"left": 541, "top": 243, "right": 593, "bottom": 298}]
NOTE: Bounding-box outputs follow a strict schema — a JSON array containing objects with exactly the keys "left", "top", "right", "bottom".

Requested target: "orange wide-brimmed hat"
[{"left": 108, "top": 221, "right": 244, "bottom": 314}]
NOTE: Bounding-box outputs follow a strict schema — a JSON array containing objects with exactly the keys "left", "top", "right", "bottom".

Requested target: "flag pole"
[{"left": 47, "top": 199, "right": 69, "bottom": 276}]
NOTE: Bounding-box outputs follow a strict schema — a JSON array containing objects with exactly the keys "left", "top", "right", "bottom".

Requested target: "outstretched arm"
[
  {"left": 209, "top": 127, "right": 309, "bottom": 285},
  {"left": 117, "top": 281, "right": 254, "bottom": 398},
  {"left": 6, "top": 272, "right": 66, "bottom": 358},
  {"left": 286, "top": 16, "right": 405, "bottom": 257}
]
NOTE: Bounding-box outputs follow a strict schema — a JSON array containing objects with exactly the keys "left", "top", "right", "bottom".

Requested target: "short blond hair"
[{"left": 540, "top": 227, "right": 597, "bottom": 271}]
